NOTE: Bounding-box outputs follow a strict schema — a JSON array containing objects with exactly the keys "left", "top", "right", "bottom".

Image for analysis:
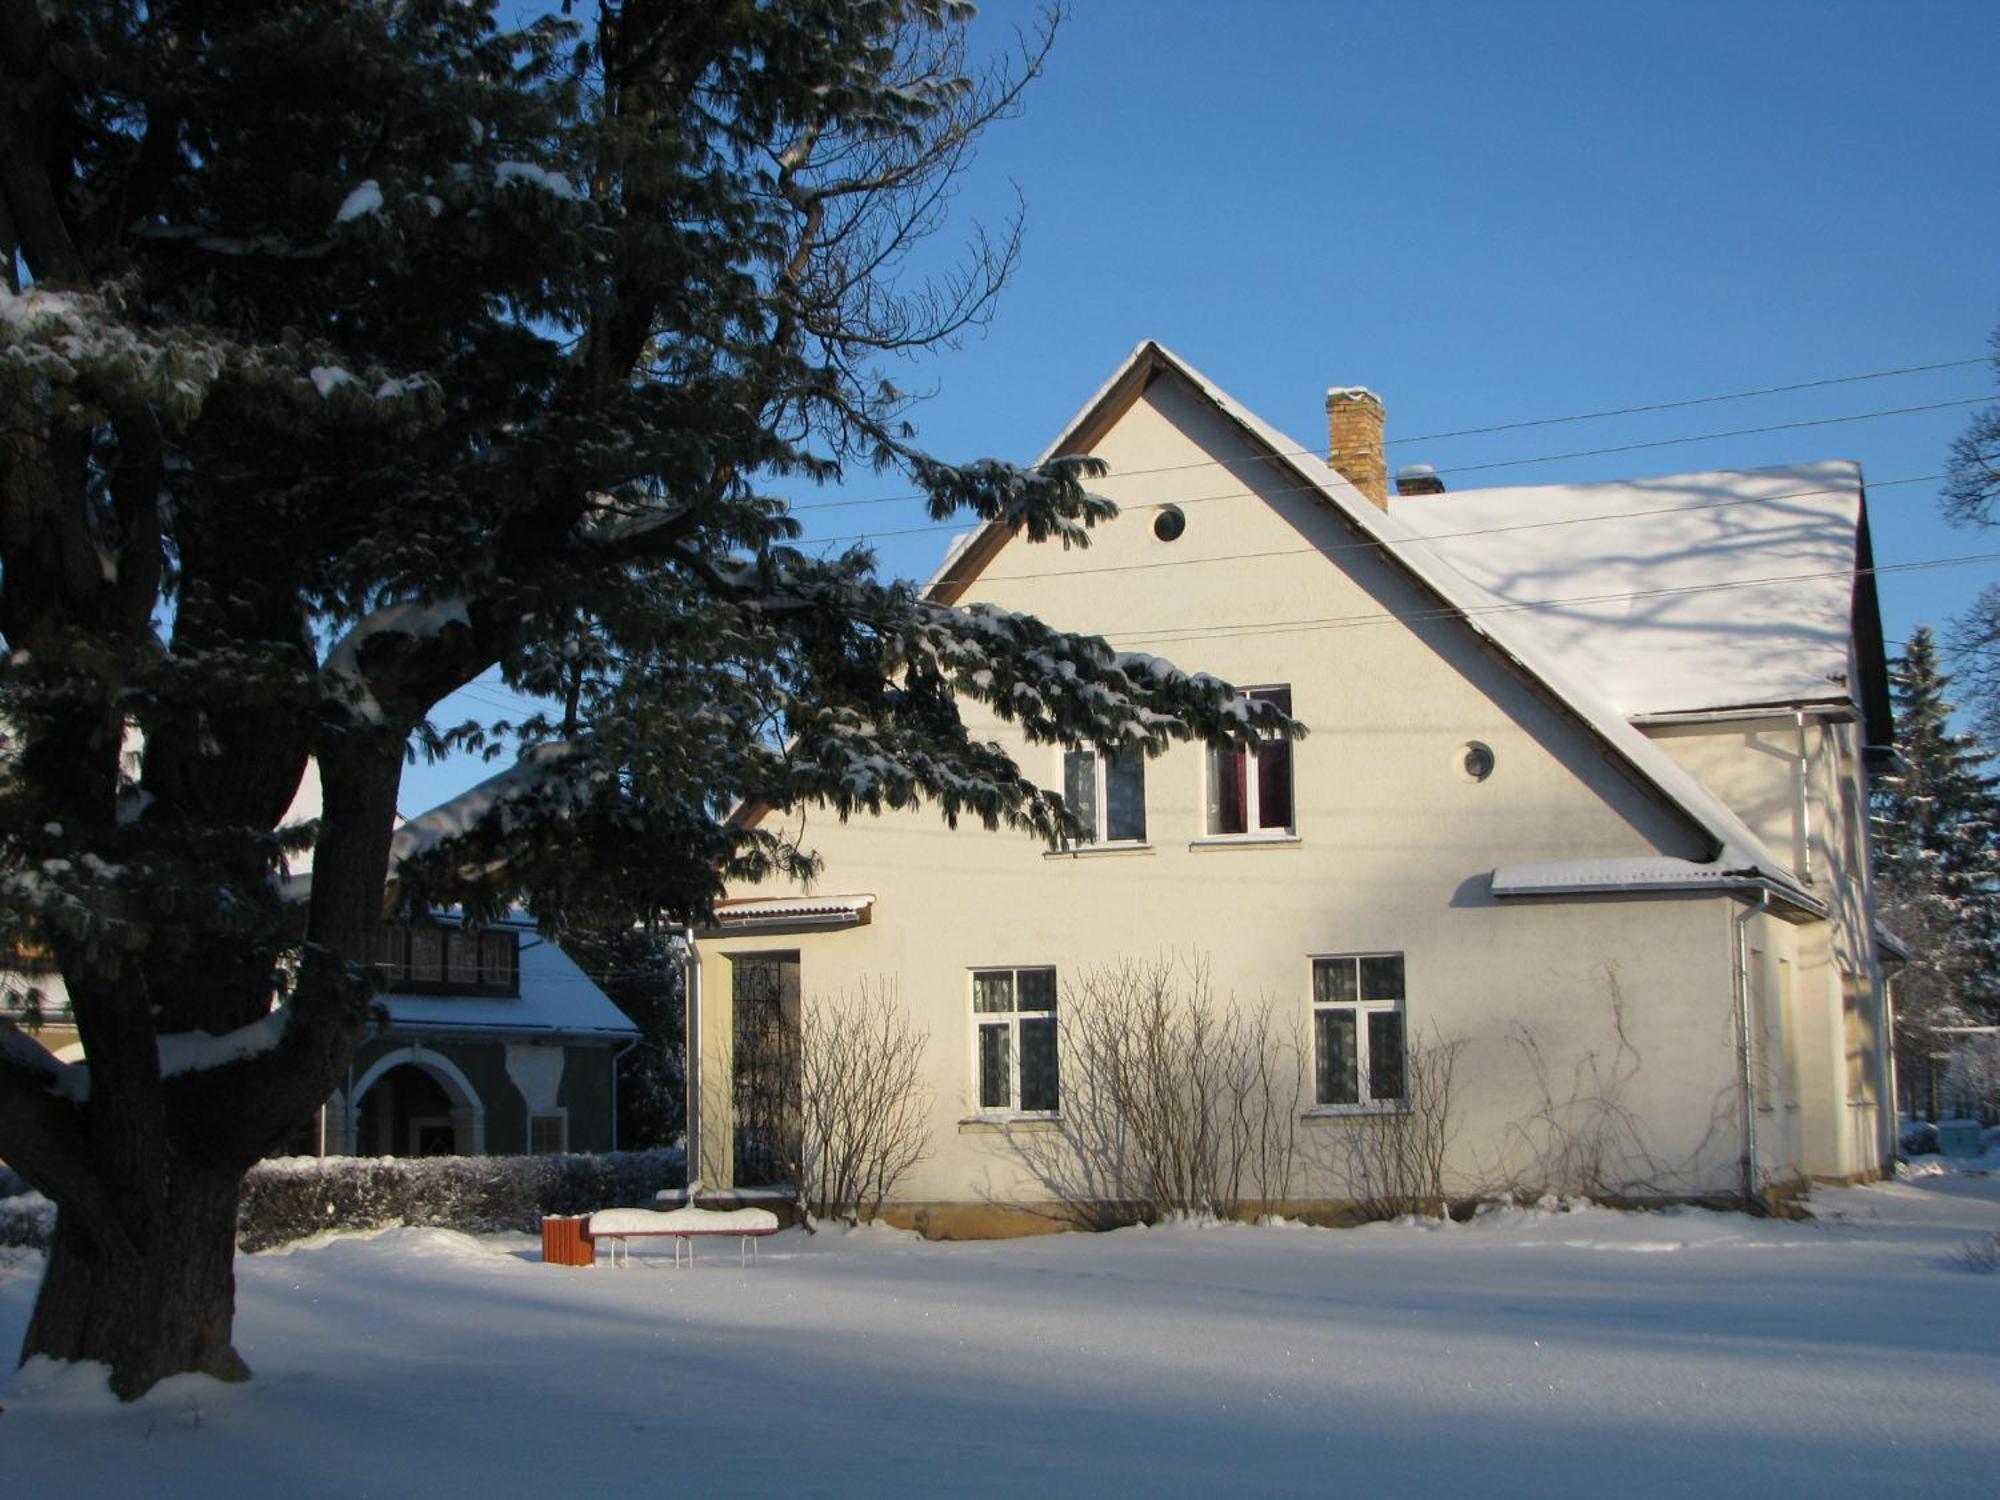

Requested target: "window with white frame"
[
  {"left": 972, "top": 967, "right": 1059, "bottom": 1114},
  {"left": 1207, "top": 686, "right": 1294, "bottom": 836},
  {"left": 1311, "top": 953, "right": 1406, "bottom": 1108},
  {"left": 1062, "top": 746, "right": 1147, "bottom": 845}
]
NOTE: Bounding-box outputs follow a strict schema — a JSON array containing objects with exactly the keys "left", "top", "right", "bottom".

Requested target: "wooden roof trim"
[{"left": 927, "top": 344, "right": 1168, "bottom": 607}]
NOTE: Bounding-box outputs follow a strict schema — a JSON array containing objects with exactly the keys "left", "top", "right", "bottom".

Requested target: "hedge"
[
  {"left": 0, "top": 1189, "right": 54, "bottom": 1249},
  {"left": 0, "top": 1149, "right": 686, "bottom": 1254}
]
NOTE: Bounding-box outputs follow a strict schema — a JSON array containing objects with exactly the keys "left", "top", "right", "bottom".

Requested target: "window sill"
[
  {"left": 1300, "top": 1104, "right": 1408, "bottom": 1121},
  {"left": 1188, "top": 833, "right": 1302, "bottom": 852},
  {"left": 957, "top": 1116, "right": 1064, "bottom": 1135},
  {"left": 1043, "top": 842, "right": 1155, "bottom": 860}
]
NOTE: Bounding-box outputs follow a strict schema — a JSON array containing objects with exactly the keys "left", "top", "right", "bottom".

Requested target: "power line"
[
  {"left": 1113, "top": 550, "right": 2000, "bottom": 650},
  {"left": 420, "top": 472, "right": 1967, "bottom": 681},
  {"left": 1429, "top": 395, "right": 1993, "bottom": 479},
  {"left": 1395, "top": 355, "right": 1994, "bottom": 445},
  {"left": 796, "top": 392, "right": 1984, "bottom": 552},
  {"left": 973, "top": 473, "right": 1943, "bottom": 587},
  {"left": 776, "top": 354, "right": 1994, "bottom": 516}
]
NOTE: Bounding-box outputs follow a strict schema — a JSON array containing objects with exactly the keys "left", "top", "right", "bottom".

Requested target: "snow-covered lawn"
[{"left": 4, "top": 1174, "right": 1998, "bottom": 1497}]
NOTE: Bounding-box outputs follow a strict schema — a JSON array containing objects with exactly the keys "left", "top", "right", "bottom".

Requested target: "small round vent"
[{"left": 1153, "top": 505, "right": 1186, "bottom": 542}]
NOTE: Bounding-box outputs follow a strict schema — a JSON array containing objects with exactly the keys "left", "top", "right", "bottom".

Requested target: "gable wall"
[
  {"left": 696, "top": 377, "right": 1780, "bottom": 1210},
  {"left": 1646, "top": 714, "right": 1891, "bottom": 1179}
]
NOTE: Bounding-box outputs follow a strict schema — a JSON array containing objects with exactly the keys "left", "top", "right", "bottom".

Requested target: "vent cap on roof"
[{"left": 1396, "top": 463, "right": 1445, "bottom": 497}]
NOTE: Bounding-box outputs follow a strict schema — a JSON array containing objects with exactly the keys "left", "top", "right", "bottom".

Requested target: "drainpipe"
[
  {"left": 1794, "top": 710, "right": 1815, "bottom": 886},
  {"left": 680, "top": 926, "right": 701, "bottom": 1192},
  {"left": 1734, "top": 894, "right": 1764, "bottom": 1208},
  {"left": 609, "top": 1036, "right": 638, "bottom": 1152},
  {"left": 1879, "top": 966, "right": 1900, "bottom": 1165}
]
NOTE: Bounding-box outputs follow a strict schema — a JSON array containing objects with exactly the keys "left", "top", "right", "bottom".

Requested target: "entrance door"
[
  {"left": 412, "top": 1118, "right": 456, "bottom": 1156},
  {"left": 730, "top": 952, "right": 800, "bottom": 1187}
]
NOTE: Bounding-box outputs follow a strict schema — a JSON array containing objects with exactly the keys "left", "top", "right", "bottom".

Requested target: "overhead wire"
[
  {"left": 431, "top": 466, "right": 1976, "bottom": 716},
  {"left": 418, "top": 358, "right": 1999, "bottom": 724},
  {"left": 1427, "top": 395, "right": 1993, "bottom": 478},
  {"left": 1394, "top": 355, "right": 1994, "bottom": 445},
  {"left": 775, "top": 353, "right": 1996, "bottom": 516},
  {"left": 793, "top": 391, "right": 1988, "bottom": 551},
  {"left": 973, "top": 473, "right": 1945, "bottom": 586},
  {"left": 1113, "top": 551, "right": 2000, "bottom": 651}
]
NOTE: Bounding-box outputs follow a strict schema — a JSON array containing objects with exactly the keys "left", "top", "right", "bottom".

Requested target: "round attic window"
[
  {"left": 1459, "top": 741, "right": 1495, "bottom": 783},
  {"left": 1153, "top": 505, "right": 1187, "bottom": 542}
]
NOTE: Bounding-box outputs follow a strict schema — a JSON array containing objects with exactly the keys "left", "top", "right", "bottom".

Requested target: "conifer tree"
[
  {"left": 1870, "top": 627, "right": 2000, "bottom": 1115},
  {"left": 0, "top": 0, "right": 1296, "bottom": 1396}
]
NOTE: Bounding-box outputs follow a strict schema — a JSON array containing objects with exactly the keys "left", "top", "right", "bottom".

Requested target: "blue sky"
[{"left": 407, "top": 0, "right": 2000, "bottom": 812}]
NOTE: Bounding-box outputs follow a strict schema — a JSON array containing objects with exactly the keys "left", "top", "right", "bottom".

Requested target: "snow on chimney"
[{"left": 1325, "top": 387, "right": 1387, "bottom": 509}]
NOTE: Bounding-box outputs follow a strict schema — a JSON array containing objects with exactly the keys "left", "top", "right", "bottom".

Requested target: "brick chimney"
[{"left": 1325, "top": 387, "right": 1387, "bottom": 508}]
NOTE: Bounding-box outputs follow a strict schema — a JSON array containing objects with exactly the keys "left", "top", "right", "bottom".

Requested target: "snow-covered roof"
[
  {"left": 388, "top": 742, "right": 591, "bottom": 869},
  {"left": 955, "top": 340, "right": 1831, "bottom": 906},
  {"left": 1390, "top": 463, "right": 1864, "bottom": 718},
  {"left": 375, "top": 921, "right": 638, "bottom": 1041}
]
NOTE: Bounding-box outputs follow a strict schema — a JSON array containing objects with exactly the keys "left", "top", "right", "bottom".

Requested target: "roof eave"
[{"left": 1490, "top": 865, "right": 1827, "bottom": 922}]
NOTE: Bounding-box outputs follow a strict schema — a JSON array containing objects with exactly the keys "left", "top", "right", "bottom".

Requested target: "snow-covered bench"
[{"left": 587, "top": 1205, "right": 780, "bottom": 1268}]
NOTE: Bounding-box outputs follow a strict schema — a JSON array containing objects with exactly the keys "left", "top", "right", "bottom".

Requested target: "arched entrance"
[{"left": 339, "top": 1046, "right": 487, "bottom": 1157}]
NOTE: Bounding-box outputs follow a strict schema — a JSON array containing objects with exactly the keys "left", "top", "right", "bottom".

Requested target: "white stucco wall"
[
  {"left": 1646, "top": 714, "right": 1891, "bottom": 1179},
  {"left": 693, "top": 373, "right": 1883, "bottom": 1213}
]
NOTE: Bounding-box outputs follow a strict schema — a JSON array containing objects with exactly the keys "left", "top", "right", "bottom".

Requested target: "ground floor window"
[
  {"left": 973, "top": 966, "right": 1059, "bottom": 1114},
  {"left": 1312, "top": 953, "right": 1406, "bottom": 1108},
  {"left": 529, "top": 1111, "right": 569, "bottom": 1155}
]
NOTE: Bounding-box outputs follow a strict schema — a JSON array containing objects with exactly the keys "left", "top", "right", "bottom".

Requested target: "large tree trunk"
[
  {"left": 8, "top": 743, "right": 402, "bottom": 1400},
  {"left": 21, "top": 1161, "right": 250, "bottom": 1399}
]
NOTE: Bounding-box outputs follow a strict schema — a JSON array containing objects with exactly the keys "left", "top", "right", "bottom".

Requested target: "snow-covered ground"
[{"left": 3, "top": 1173, "right": 1997, "bottom": 1497}]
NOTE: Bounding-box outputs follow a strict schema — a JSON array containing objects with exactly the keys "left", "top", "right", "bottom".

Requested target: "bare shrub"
[
  {"left": 1226, "top": 998, "right": 1309, "bottom": 1213},
  {"left": 1505, "top": 964, "right": 1733, "bottom": 1200},
  {"left": 730, "top": 979, "right": 931, "bottom": 1226},
  {"left": 795, "top": 983, "right": 931, "bottom": 1224},
  {"left": 1942, "top": 1035, "right": 2000, "bottom": 1121},
  {"left": 1022, "top": 956, "right": 1305, "bottom": 1222},
  {"left": 1322, "top": 1028, "right": 1464, "bottom": 1221}
]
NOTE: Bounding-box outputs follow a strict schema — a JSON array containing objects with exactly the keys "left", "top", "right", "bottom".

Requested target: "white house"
[{"left": 686, "top": 341, "right": 1897, "bottom": 1234}]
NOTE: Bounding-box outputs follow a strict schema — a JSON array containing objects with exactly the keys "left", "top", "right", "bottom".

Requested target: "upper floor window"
[
  {"left": 375, "top": 923, "right": 519, "bottom": 997},
  {"left": 1312, "top": 953, "right": 1406, "bottom": 1109},
  {"left": 1207, "top": 686, "right": 1294, "bottom": 836},
  {"left": 1062, "top": 746, "right": 1147, "bottom": 846}
]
